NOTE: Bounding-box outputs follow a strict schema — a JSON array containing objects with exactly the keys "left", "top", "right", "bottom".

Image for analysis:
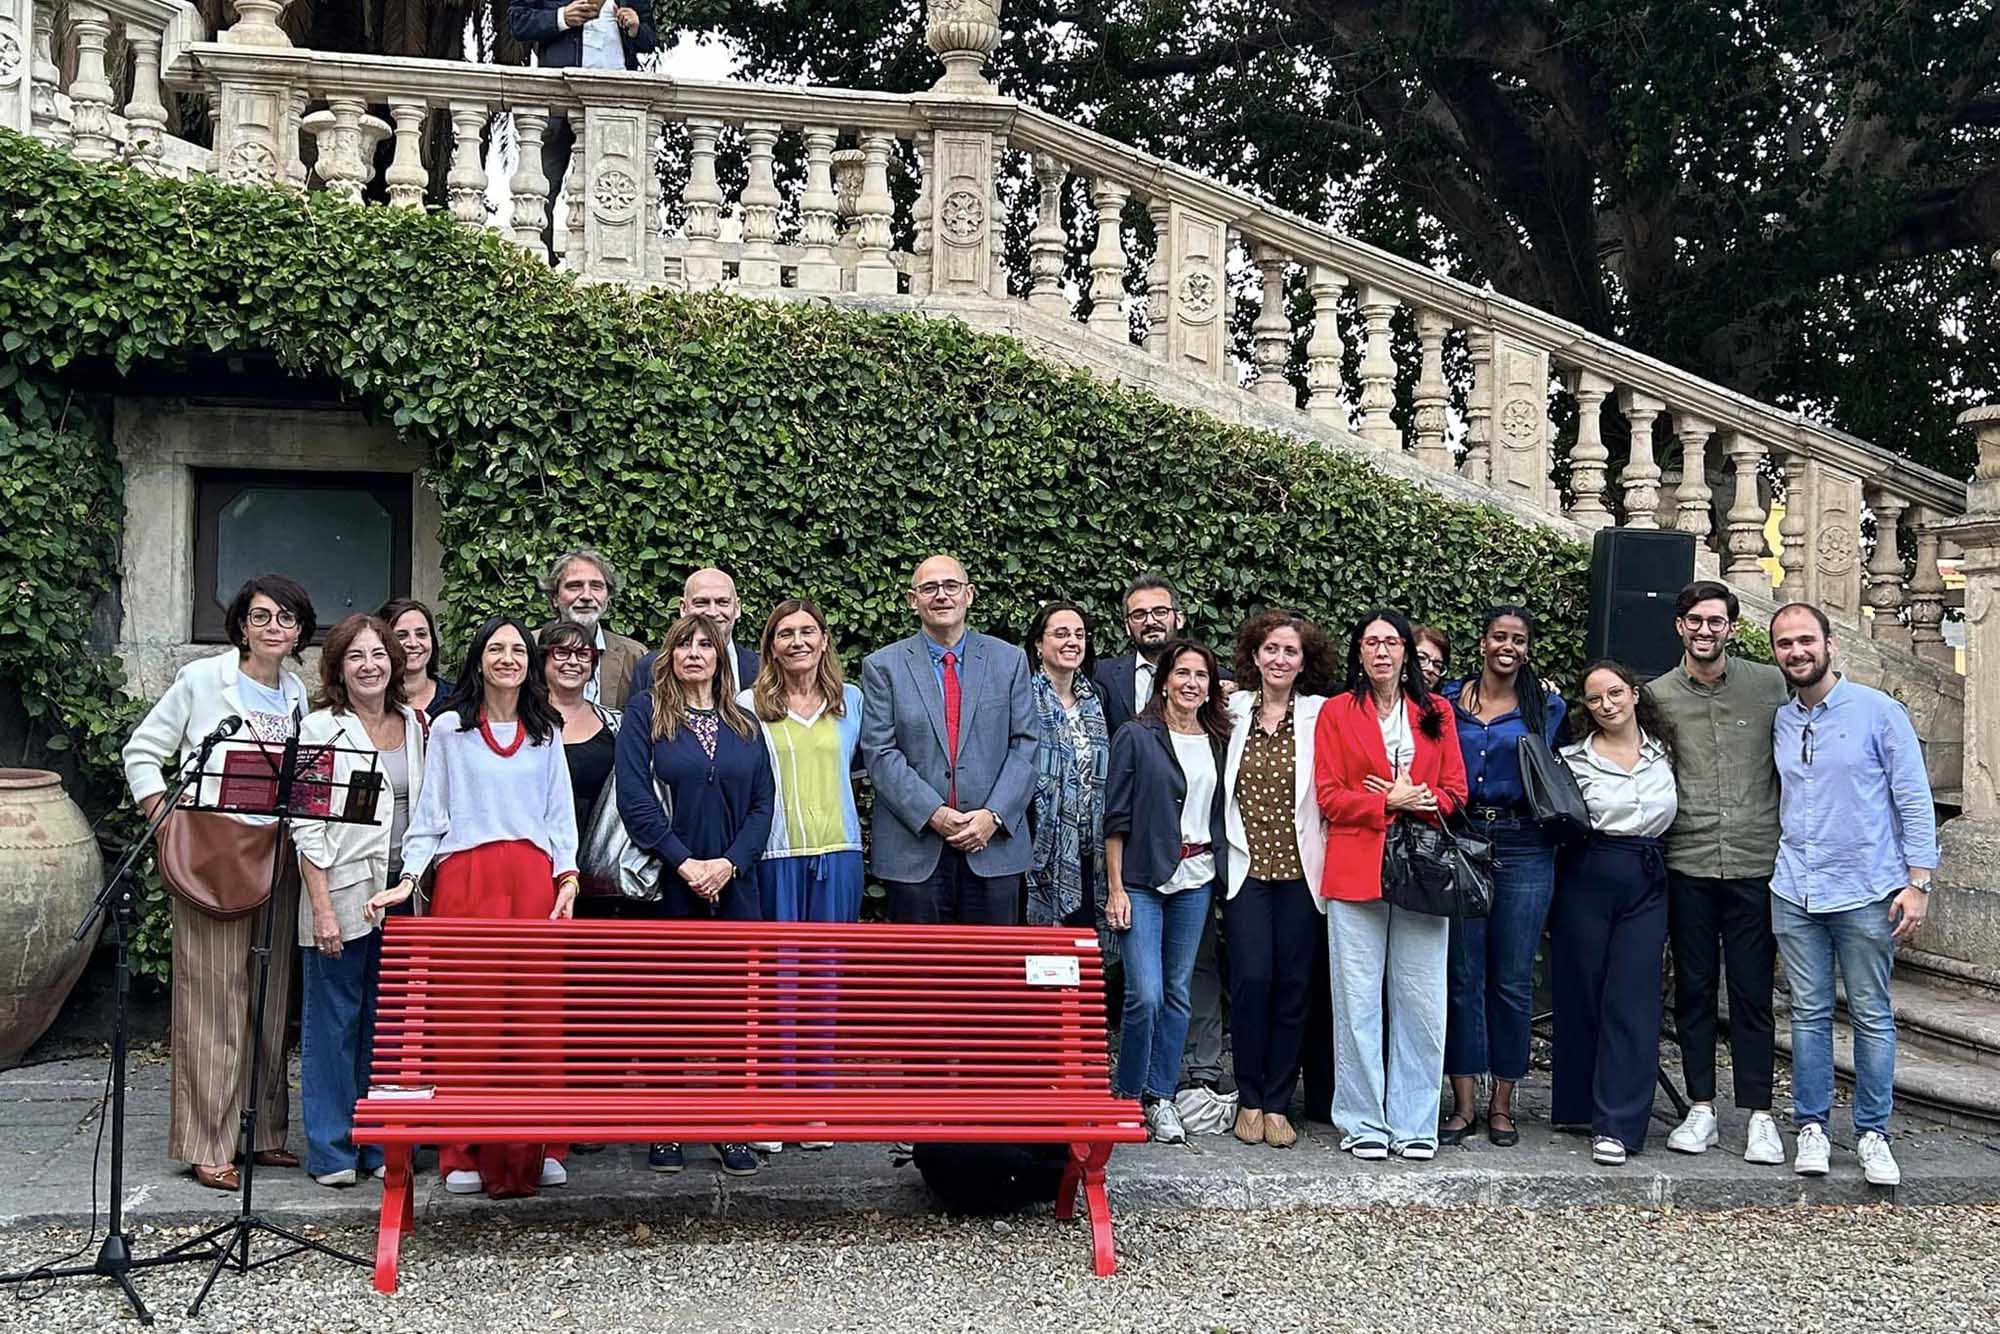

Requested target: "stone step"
[
  {"left": 1774, "top": 1003, "right": 2000, "bottom": 1133},
  {"left": 1842, "top": 966, "right": 2000, "bottom": 1068}
]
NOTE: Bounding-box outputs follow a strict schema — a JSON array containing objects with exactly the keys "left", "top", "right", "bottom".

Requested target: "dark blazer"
[
  {"left": 1104, "top": 717, "right": 1229, "bottom": 894},
  {"left": 1092, "top": 653, "right": 1233, "bottom": 735},
  {"left": 630, "top": 643, "right": 760, "bottom": 702},
  {"left": 613, "top": 692, "right": 774, "bottom": 880},
  {"left": 507, "top": 0, "right": 657, "bottom": 69}
]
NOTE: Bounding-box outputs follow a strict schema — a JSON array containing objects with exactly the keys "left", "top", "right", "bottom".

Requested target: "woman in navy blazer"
[
  {"left": 615, "top": 613, "right": 775, "bottom": 922},
  {"left": 1103, "top": 640, "right": 1231, "bottom": 1144}
]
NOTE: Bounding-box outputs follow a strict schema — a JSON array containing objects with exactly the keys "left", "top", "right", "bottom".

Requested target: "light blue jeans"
[
  {"left": 1115, "top": 883, "right": 1213, "bottom": 1101},
  {"left": 1771, "top": 892, "right": 1898, "bottom": 1136},
  {"left": 1327, "top": 897, "right": 1450, "bottom": 1149}
]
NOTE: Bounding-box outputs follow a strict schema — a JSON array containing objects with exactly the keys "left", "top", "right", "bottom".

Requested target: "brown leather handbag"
[{"left": 153, "top": 808, "right": 284, "bottom": 920}]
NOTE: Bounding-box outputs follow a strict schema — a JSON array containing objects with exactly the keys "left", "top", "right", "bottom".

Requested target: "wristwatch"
[{"left": 1909, "top": 878, "right": 1933, "bottom": 894}]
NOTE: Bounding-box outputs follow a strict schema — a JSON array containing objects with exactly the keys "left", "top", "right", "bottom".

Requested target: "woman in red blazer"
[{"left": 1313, "top": 608, "right": 1468, "bottom": 1161}]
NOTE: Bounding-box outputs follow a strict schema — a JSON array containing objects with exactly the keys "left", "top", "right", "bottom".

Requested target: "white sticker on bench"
[
  {"left": 366, "top": 1084, "right": 436, "bottom": 1100},
  {"left": 1026, "top": 955, "right": 1081, "bottom": 987}
]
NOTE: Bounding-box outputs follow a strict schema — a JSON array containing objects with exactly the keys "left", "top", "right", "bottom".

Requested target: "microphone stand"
[{"left": 0, "top": 730, "right": 235, "bottom": 1324}]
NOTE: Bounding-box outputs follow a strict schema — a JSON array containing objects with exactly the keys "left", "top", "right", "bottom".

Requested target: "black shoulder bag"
[
  {"left": 1380, "top": 816, "right": 1494, "bottom": 919},
  {"left": 1517, "top": 734, "right": 1590, "bottom": 844}
]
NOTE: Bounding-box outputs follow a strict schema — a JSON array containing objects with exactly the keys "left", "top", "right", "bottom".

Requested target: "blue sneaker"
[
  {"left": 648, "top": 1142, "right": 684, "bottom": 1173},
  {"left": 717, "top": 1143, "right": 758, "bottom": 1177}
]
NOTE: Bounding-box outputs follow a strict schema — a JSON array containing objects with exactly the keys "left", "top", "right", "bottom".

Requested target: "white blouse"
[
  {"left": 1165, "top": 730, "right": 1218, "bottom": 892},
  {"left": 1560, "top": 732, "right": 1678, "bottom": 838}
]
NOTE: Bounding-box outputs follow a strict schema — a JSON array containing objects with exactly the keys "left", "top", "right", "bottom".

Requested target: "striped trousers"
[{"left": 167, "top": 869, "right": 299, "bottom": 1166}]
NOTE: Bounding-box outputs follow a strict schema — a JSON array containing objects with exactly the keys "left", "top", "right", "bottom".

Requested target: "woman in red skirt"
[{"left": 370, "top": 615, "right": 579, "bottom": 1198}]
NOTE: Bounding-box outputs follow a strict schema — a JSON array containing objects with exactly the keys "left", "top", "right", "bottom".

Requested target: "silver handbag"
[{"left": 576, "top": 707, "right": 667, "bottom": 902}]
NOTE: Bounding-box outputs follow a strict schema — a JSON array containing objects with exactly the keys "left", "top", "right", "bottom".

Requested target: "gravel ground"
[{"left": 1, "top": 1203, "right": 1996, "bottom": 1333}]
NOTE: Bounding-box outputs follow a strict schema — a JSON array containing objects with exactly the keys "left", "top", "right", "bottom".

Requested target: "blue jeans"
[
  {"left": 1445, "top": 817, "right": 1555, "bottom": 1082},
  {"left": 1115, "top": 883, "right": 1212, "bottom": 1101},
  {"left": 1771, "top": 891, "right": 1898, "bottom": 1136},
  {"left": 299, "top": 932, "right": 384, "bottom": 1177},
  {"left": 1327, "top": 897, "right": 1449, "bottom": 1148}
]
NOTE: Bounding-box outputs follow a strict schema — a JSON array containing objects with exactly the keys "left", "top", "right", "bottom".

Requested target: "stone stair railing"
[
  {"left": 4, "top": 0, "right": 210, "bottom": 173},
  {"left": 13, "top": 0, "right": 1979, "bottom": 799}
]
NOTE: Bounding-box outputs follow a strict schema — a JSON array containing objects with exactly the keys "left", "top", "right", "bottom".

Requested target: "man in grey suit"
[{"left": 860, "top": 554, "right": 1038, "bottom": 924}]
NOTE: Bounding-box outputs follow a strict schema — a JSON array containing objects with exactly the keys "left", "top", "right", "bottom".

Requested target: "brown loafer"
[
  {"left": 1263, "top": 1113, "right": 1298, "bottom": 1149},
  {"left": 192, "top": 1163, "right": 241, "bottom": 1191},
  {"left": 253, "top": 1149, "right": 300, "bottom": 1169},
  {"left": 1233, "top": 1108, "right": 1266, "bottom": 1144}
]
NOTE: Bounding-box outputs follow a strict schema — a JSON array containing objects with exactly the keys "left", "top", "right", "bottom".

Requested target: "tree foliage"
[{"left": 665, "top": 0, "right": 2000, "bottom": 479}]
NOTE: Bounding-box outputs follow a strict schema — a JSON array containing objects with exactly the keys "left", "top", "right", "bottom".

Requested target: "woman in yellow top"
[{"left": 738, "top": 598, "right": 865, "bottom": 922}]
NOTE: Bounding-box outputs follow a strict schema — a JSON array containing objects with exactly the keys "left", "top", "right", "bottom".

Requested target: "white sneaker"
[
  {"left": 1666, "top": 1105, "right": 1719, "bottom": 1155},
  {"left": 799, "top": 1142, "right": 834, "bottom": 1151},
  {"left": 1743, "top": 1112, "right": 1785, "bottom": 1165},
  {"left": 371, "top": 1164, "right": 388, "bottom": 1180},
  {"left": 1591, "top": 1136, "right": 1627, "bottom": 1166},
  {"left": 1794, "top": 1123, "right": 1831, "bottom": 1176},
  {"left": 444, "top": 1169, "right": 483, "bottom": 1195},
  {"left": 538, "top": 1157, "right": 567, "bottom": 1187},
  {"left": 1857, "top": 1131, "right": 1901, "bottom": 1187},
  {"left": 1145, "top": 1099, "right": 1187, "bottom": 1145},
  {"left": 313, "top": 1168, "right": 357, "bottom": 1187},
  {"left": 750, "top": 1141, "right": 784, "bottom": 1153}
]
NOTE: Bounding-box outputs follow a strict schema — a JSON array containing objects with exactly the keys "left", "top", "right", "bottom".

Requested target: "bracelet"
[{"left": 555, "top": 871, "right": 580, "bottom": 892}]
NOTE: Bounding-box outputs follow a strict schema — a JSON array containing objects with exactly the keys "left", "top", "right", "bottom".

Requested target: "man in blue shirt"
[{"left": 1769, "top": 602, "right": 1937, "bottom": 1187}]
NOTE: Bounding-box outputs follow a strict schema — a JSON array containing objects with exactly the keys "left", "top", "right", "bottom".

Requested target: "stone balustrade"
[{"left": 5, "top": 0, "right": 208, "bottom": 172}]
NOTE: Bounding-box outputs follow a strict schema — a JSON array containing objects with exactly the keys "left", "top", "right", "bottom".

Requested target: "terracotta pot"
[{"left": 0, "top": 769, "right": 106, "bottom": 1066}]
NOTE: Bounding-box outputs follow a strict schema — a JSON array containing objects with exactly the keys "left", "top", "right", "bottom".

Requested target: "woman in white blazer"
[
  {"left": 1218, "top": 609, "right": 1336, "bottom": 1149},
  {"left": 121, "top": 574, "right": 315, "bottom": 1191},
  {"left": 292, "top": 614, "right": 427, "bottom": 1186}
]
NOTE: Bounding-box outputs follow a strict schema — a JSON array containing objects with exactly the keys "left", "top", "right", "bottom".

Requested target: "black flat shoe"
[
  {"left": 1439, "top": 1111, "right": 1479, "bottom": 1147},
  {"left": 1486, "top": 1110, "right": 1520, "bottom": 1147}
]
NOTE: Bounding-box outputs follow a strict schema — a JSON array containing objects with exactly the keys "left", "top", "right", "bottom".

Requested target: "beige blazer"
[
  {"left": 122, "top": 648, "right": 308, "bottom": 810},
  {"left": 292, "top": 704, "right": 428, "bottom": 940}
]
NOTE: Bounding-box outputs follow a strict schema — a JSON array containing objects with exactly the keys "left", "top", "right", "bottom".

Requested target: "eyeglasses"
[
  {"left": 1681, "top": 615, "right": 1731, "bottom": 632},
  {"left": 545, "top": 645, "right": 599, "bottom": 664},
  {"left": 246, "top": 609, "right": 298, "bottom": 629},
  {"left": 1126, "top": 607, "right": 1177, "bottom": 624},
  {"left": 1416, "top": 652, "right": 1445, "bottom": 670},
  {"left": 913, "top": 580, "right": 967, "bottom": 598},
  {"left": 1361, "top": 636, "right": 1402, "bottom": 651},
  {"left": 1801, "top": 720, "right": 1814, "bottom": 767}
]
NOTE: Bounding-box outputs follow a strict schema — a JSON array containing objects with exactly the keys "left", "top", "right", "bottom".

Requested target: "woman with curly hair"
[{"left": 1554, "top": 659, "right": 1680, "bottom": 1166}]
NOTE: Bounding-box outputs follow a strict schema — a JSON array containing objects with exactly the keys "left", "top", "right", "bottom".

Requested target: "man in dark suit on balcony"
[{"left": 506, "top": 1, "right": 658, "bottom": 258}]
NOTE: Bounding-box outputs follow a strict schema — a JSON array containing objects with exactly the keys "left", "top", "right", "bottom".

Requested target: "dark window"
[{"left": 192, "top": 470, "right": 413, "bottom": 644}]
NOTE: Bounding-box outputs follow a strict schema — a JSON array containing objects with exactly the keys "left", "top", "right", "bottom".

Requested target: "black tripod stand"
[
  {"left": 0, "top": 731, "right": 232, "bottom": 1323},
  {"left": 151, "top": 727, "right": 373, "bottom": 1316}
]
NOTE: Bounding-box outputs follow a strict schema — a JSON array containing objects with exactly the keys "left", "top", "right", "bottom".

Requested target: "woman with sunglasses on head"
[
  {"left": 1553, "top": 659, "right": 1679, "bottom": 1166},
  {"left": 1437, "top": 606, "right": 1568, "bottom": 1148}
]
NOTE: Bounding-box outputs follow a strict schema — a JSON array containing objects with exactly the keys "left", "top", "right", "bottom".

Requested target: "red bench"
[{"left": 352, "top": 917, "right": 1146, "bottom": 1292}]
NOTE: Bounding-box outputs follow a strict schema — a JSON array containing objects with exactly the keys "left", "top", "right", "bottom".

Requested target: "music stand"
[
  {"left": 0, "top": 725, "right": 243, "bottom": 1323},
  {"left": 146, "top": 728, "right": 385, "bottom": 1316}
]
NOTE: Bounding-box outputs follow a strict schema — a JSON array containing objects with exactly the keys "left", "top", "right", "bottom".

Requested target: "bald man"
[
  {"left": 629, "top": 567, "right": 761, "bottom": 700},
  {"left": 859, "top": 555, "right": 1037, "bottom": 924}
]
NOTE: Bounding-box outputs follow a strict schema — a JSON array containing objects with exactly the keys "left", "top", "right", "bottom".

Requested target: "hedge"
[{"left": 0, "top": 128, "right": 1610, "bottom": 980}]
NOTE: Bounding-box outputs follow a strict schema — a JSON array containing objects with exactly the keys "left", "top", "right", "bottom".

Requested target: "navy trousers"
[{"left": 1550, "top": 834, "right": 1668, "bottom": 1150}]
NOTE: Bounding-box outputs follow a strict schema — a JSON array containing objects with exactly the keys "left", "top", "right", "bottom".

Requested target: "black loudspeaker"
[{"left": 1586, "top": 528, "right": 1696, "bottom": 678}]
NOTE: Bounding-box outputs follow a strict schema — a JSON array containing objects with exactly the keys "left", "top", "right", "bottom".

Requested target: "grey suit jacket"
[{"left": 859, "top": 630, "right": 1037, "bottom": 882}]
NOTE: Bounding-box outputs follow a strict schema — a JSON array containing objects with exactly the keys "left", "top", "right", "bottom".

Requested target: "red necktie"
[{"left": 942, "top": 650, "right": 962, "bottom": 807}]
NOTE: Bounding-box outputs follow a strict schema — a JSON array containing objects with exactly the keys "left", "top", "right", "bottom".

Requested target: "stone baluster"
[
  {"left": 1777, "top": 452, "right": 1808, "bottom": 591},
  {"left": 1305, "top": 265, "right": 1347, "bottom": 427},
  {"left": 509, "top": 107, "right": 553, "bottom": 252},
  {"left": 1144, "top": 198, "right": 1171, "bottom": 355},
  {"left": 122, "top": 28, "right": 170, "bottom": 174},
  {"left": 1566, "top": 370, "right": 1614, "bottom": 527},
  {"left": 1864, "top": 487, "right": 1912, "bottom": 648},
  {"left": 301, "top": 97, "right": 376, "bottom": 203},
  {"left": 1412, "top": 310, "right": 1451, "bottom": 470},
  {"left": 1355, "top": 286, "right": 1401, "bottom": 449},
  {"left": 1618, "top": 390, "right": 1664, "bottom": 528},
  {"left": 66, "top": 3, "right": 116, "bottom": 162},
  {"left": 908, "top": 129, "right": 933, "bottom": 297},
  {"left": 797, "top": 126, "right": 841, "bottom": 293},
  {"left": 560, "top": 137, "right": 585, "bottom": 271},
  {"left": 644, "top": 110, "right": 667, "bottom": 286},
  {"left": 854, "top": 133, "right": 899, "bottom": 295},
  {"left": 737, "top": 121, "right": 782, "bottom": 289},
  {"left": 831, "top": 147, "right": 865, "bottom": 285},
  {"left": 1721, "top": 430, "right": 1771, "bottom": 582},
  {"left": 28, "top": 4, "right": 64, "bottom": 144},
  {"left": 383, "top": 100, "right": 427, "bottom": 208},
  {"left": 1027, "top": 156, "right": 1068, "bottom": 317},
  {"left": 1086, "top": 178, "right": 1130, "bottom": 341},
  {"left": 1250, "top": 243, "right": 1293, "bottom": 404},
  {"left": 283, "top": 88, "right": 309, "bottom": 191},
  {"left": 1907, "top": 513, "right": 1950, "bottom": 664},
  {"left": 446, "top": 102, "right": 489, "bottom": 227},
  {"left": 1460, "top": 330, "right": 1493, "bottom": 483},
  {"left": 681, "top": 119, "right": 725, "bottom": 290},
  {"left": 1672, "top": 414, "right": 1716, "bottom": 548}
]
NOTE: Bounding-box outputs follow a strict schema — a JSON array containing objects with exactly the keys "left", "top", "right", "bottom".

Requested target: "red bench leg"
[
  {"left": 1055, "top": 1144, "right": 1086, "bottom": 1221},
  {"left": 374, "top": 1145, "right": 414, "bottom": 1294},
  {"left": 1078, "top": 1144, "right": 1117, "bottom": 1277}
]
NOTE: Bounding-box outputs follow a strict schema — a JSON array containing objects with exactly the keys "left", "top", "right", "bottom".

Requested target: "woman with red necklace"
[{"left": 369, "top": 615, "right": 579, "bottom": 1199}]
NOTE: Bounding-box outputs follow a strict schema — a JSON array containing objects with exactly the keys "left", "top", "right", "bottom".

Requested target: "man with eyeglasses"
[
  {"left": 859, "top": 554, "right": 1038, "bottom": 924},
  {"left": 1767, "top": 601, "right": 1936, "bottom": 1186},
  {"left": 1642, "top": 580, "right": 1789, "bottom": 1166},
  {"left": 1090, "top": 574, "right": 1185, "bottom": 735},
  {"left": 543, "top": 547, "right": 647, "bottom": 709}
]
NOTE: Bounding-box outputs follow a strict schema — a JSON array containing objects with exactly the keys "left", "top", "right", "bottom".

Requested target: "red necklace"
[{"left": 478, "top": 709, "right": 526, "bottom": 759}]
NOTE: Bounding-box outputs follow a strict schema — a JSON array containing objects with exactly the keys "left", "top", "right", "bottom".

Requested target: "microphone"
[{"left": 200, "top": 715, "right": 244, "bottom": 747}]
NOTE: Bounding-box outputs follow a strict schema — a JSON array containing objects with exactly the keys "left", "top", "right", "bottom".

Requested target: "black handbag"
[
  {"left": 1380, "top": 816, "right": 1494, "bottom": 919},
  {"left": 1517, "top": 734, "right": 1590, "bottom": 843}
]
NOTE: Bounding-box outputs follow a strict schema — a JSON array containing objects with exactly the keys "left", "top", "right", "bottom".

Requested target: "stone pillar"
[
  {"left": 853, "top": 133, "right": 898, "bottom": 295},
  {"left": 1907, "top": 513, "right": 1950, "bottom": 665},
  {"left": 1304, "top": 265, "right": 1347, "bottom": 427},
  {"left": 1672, "top": 414, "right": 1717, "bottom": 558},
  {"left": 680, "top": 119, "right": 724, "bottom": 290},
  {"left": 919, "top": 102, "right": 1009, "bottom": 297},
  {"left": 446, "top": 101, "right": 489, "bottom": 227},
  {"left": 1085, "top": 177, "right": 1130, "bottom": 342},
  {"left": 1158, "top": 202, "right": 1230, "bottom": 383},
  {"left": 1143, "top": 198, "right": 1169, "bottom": 356},
  {"left": 1026, "top": 155, "right": 1068, "bottom": 316},
  {"left": 384, "top": 99, "right": 428, "bottom": 208},
  {"left": 509, "top": 107, "right": 553, "bottom": 253},
  {"left": 1617, "top": 389, "right": 1664, "bottom": 529},
  {"left": 1488, "top": 334, "right": 1553, "bottom": 510},
  {"left": 1566, "top": 369, "right": 1614, "bottom": 527},
  {"left": 1864, "top": 487, "right": 1912, "bottom": 649},
  {"left": 737, "top": 121, "right": 782, "bottom": 289},
  {"left": 1798, "top": 456, "right": 1867, "bottom": 622},
  {"left": 1249, "top": 242, "right": 1293, "bottom": 404},
  {"left": 797, "top": 127, "right": 842, "bottom": 294},
  {"left": 1720, "top": 431, "right": 1770, "bottom": 583},
  {"left": 925, "top": 0, "right": 1001, "bottom": 95},
  {"left": 1412, "top": 311, "right": 1451, "bottom": 470},
  {"left": 578, "top": 94, "right": 654, "bottom": 285},
  {"left": 202, "top": 48, "right": 308, "bottom": 190},
  {"left": 1460, "top": 329, "right": 1493, "bottom": 484},
  {"left": 66, "top": 3, "right": 117, "bottom": 163},
  {"left": 1355, "top": 287, "right": 1401, "bottom": 450},
  {"left": 123, "top": 29, "right": 170, "bottom": 173}
]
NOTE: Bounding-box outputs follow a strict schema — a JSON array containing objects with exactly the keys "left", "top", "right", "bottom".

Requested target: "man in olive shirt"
[{"left": 1644, "top": 580, "right": 1790, "bottom": 1164}]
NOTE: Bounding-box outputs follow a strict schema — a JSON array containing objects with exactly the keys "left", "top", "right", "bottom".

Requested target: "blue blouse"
[
  {"left": 614, "top": 692, "right": 775, "bottom": 877},
  {"left": 1441, "top": 677, "right": 1567, "bottom": 811}
]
